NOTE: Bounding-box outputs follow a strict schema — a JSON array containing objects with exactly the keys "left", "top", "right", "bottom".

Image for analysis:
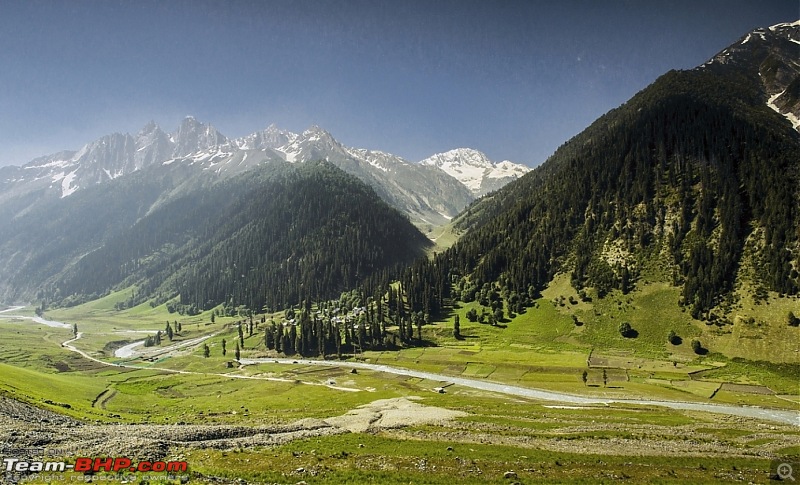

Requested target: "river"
[
  {"left": 240, "top": 357, "right": 800, "bottom": 426},
  {"left": 1, "top": 309, "right": 797, "bottom": 426}
]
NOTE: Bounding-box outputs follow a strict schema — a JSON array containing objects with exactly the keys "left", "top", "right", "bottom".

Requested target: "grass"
[
  {"left": 46, "top": 286, "right": 237, "bottom": 338},
  {"left": 365, "top": 272, "right": 799, "bottom": 409},
  {"left": 0, "top": 362, "right": 111, "bottom": 420},
  {"left": 2, "top": 312, "right": 797, "bottom": 485},
  {"left": 179, "top": 431, "right": 777, "bottom": 484},
  {"left": 424, "top": 219, "right": 464, "bottom": 256},
  {"left": 2, "top": 276, "right": 799, "bottom": 484},
  {"left": 6, "top": 274, "right": 798, "bottom": 415}
]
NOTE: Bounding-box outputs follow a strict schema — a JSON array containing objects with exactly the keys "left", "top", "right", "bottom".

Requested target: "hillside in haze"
[
  {"left": 55, "top": 161, "right": 431, "bottom": 312},
  {"left": 8, "top": 161, "right": 428, "bottom": 312}
]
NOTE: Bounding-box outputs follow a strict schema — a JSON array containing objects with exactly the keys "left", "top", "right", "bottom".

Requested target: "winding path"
[{"left": 1, "top": 309, "right": 798, "bottom": 426}]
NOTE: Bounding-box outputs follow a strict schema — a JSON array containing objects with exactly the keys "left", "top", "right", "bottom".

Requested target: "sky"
[{"left": 0, "top": 0, "right": 797, "bottom": 168}]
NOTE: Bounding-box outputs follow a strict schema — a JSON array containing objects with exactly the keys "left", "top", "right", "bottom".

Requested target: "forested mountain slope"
[
  {"left": 51, "top": 161, "right": 430, "bottom": 312},
  {"left": 411, "top": 21, "right": 800, "bottom": 321}
]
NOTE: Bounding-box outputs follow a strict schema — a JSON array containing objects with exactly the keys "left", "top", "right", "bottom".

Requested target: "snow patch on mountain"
[
  {"left": 280, "top": 142, "right": 302, "bottom": 163},
  {"left": 103, "top": 168, "right": 124, "bottom": 180},
  {"left": 24, "top": 158, "right": 74, "bottom": 171},
  {"left": 769, "top": 20, "right": 800, "bottom": 31},
  {"left": 346, "top": 148, "right": 410, "bottom": 173},
  {"left": 767, "top": 89, "right": 800, "bottom": 131},
  {"left": 61, "top": 170, "right": 79, "bottom": 198}
]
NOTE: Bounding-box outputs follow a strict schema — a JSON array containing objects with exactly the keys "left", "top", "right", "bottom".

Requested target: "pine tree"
[
  {"left": 335, "top": 322, "right": 342, "bottom": 359},
  {"left": 265, "top": 328, "right": 273, "bottom": 350},
  {"left": 222, "top": 338, "right": 227, "bottom": 356},
  {"left": 453, "top": 314, "right": 461, "bottom": 339},
  {"left": 203, "top": 344, "right": 210, "bottom": 358},
  {"left": 235, "top": 342, "right": 241, "bottom": 361}
]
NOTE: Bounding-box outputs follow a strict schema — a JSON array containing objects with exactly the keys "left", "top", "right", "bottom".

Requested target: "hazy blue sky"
[{"left": 0, "top": 0, "right": 796, "bottom": 167}]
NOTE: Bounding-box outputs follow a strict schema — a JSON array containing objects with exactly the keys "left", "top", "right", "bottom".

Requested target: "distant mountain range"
[
  {"left": 0, "top": 118, "right": 529, "bottom": 227},
  {"left": 0, "top": 114, "right": 528, "bottom": 304}
]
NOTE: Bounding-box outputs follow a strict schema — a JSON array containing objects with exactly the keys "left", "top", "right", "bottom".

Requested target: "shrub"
[{"left": 667, "top": 330, "right": 678, "bottom": 345}]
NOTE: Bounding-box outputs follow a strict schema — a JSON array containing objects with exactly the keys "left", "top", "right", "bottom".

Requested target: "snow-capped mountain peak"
[
  {"left": 345, "top": 147, "right": 410, "bottom": 173},
  {"left": 420, "top": 148, "right": 530, "bottom": 196}
]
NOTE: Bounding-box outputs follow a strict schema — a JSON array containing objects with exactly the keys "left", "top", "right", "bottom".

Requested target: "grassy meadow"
[{"left": 0, "top": 280, "right": 798, "bottom": 484}]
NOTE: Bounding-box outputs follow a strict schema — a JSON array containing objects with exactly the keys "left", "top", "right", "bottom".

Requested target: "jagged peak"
[
  {"left": 173, "top": 116, "right": 225, "bottom": 137},
  {"left": 299, "top": 125, "right": 339, "bottom": 145},
  {"left": 699, "top": 19, "right": 800, "bottom": 72},
  {"left": 138, "top": 120, "right": 163, "bottom": 135},
  {"left": 235, "top": 123, "right": 298, "bottom": 150},
  {"left": 176, "top": 115, "right": 216, "bottom": 133},
  {"left": 303, "top": 124, "right": 330, "bottom": 136}
]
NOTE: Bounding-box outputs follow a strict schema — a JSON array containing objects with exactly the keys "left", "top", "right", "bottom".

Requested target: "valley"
[
  {"left": 0, "top": 14, "right": 799, "bottom": 485},
  {"left": 0, "top": 275, "right": 798, "bottom": 483}
]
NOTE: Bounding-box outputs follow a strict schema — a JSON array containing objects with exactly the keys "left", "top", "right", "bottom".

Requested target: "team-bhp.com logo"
[
  {"left": 4, "top": 456, "right": 188, "bottom": 473},
  {"left": 75, "top": 457, "right": 188, "bottom": 473}
]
